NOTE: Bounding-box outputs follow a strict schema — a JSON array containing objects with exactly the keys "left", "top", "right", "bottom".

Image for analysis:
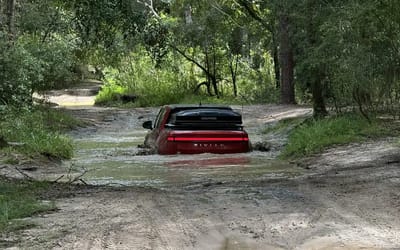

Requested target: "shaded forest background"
[{"left": 1, "top": 0, "right": 400, "bottom": 117}]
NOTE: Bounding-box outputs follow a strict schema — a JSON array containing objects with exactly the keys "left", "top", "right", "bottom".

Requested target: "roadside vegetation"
[
  {"left": 0, "top": 178, "right": 55, "bottom": 233},
  {"left": 94, "top": 46, "right": 277, "bottom": 107},
  {"left": 0, "top": 107, "right": 79, "bottom": 160},
  {"left": 279, "top": 113, "right": 396, "bottom": 159},
  {"left": 0, "top": 107, "right": 80, "bottom": 235}
]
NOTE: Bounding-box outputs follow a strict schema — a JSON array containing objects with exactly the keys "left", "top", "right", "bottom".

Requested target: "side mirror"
[{"left": 142, "top": 120, "right": 153, "bottom": 129}]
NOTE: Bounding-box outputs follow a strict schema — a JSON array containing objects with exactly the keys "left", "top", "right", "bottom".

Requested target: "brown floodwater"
[{"left": 68, "top": 107, "right": 305, "bottom": 188}]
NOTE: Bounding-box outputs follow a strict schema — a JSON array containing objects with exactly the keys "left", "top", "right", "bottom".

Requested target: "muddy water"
[{"left": 68, "top": 107, "right": 305, "bottom": 188}]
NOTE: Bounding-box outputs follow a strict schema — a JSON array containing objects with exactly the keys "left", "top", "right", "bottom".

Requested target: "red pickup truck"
[{"left": 142, "top": 104, "right": 251, "bottom": 154}]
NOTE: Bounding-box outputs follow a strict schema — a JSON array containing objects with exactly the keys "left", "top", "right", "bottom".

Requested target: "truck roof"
[{"left": 166, "top": 104, "right": 233, "bottom": 111}]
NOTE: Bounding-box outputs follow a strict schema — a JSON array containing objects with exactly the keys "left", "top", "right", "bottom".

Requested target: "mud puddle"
[{"left": 68, "top": 107, "right": 304, "bottom": 188}]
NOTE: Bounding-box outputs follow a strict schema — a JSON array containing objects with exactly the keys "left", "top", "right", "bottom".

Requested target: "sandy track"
[{"left": 6, "top": 142, "right": 400, "bottom": 250}]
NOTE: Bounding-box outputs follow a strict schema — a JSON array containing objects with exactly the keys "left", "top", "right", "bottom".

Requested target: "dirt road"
[{"left": 2, "top": 104, "right": 400, "bottom": 250}]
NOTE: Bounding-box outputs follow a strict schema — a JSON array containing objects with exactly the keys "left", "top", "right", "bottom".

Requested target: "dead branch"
[
  {"left": 79, "top": 179, "right": 88, "bottom": 185},
  {"left": 14, "top": 167, "right": 34, "bottom": 180},
  {"left": 52, "top": 163, "right": 89, "bottom": 184},
  {"left": 52, "top": 174, "right": 65, "bottom": 183},
  {"left": 67, "top": 168, "right": 89, "bottom": 184}
]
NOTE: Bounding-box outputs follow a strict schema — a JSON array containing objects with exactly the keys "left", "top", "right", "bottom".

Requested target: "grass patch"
[
  {"left": 280, "top": 113, "right": 394, "bottom": 159},
  {"left": 94, "top": 82, "right": 127, "bottom": 107},
  {"left": 0, "top": 178, "right": 55, "bottom": 233},
  {"left": 0, "top": 107, "right": 75, "bottom": 159}
]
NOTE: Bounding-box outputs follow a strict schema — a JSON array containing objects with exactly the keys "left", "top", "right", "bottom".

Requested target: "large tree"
[
  {"left": 168, "top": 1, "right": 240, "bottom": 97},
  {"left": 236, "top": 0, "right": 296, "bottom": 104}
]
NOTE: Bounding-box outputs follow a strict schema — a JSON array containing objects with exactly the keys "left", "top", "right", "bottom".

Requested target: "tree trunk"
[
  {"left": 0, "top": 0, "right": 4, "bottom": 30},
  {"left": 205, "top": 49, "right": 219, "bottom": 97},
  {"left": 6, "top": 0, "right": 16, "bottom": 38},
  {"left": 194, "top": 81, "right": 211, "bottom": 95},
  {"left": 271, "top": 32, "right": 280, "bottom": 89},
  {"left": 204, "top": 51, "right": 213, "bottom": 96},
  {"left": 305, "top": 2, "right": 327, "bottom": 118},
  {"left": 279, "top": 14, "right": 295, "bottom": 104},
  {"left": 211, "top": 50, "right": 219, "bottom": 97},
  {"left": 311, "top": 75, "right": 328, "bottom": 118},
  {"left": 310, "top": 68, "right": 328, "bottom": 118},
  {"left": 229, "top": 54, "right": 239, "bottom": 97},
  {"left": 273, "top": 45, "right": 280, "bottom": 89}
]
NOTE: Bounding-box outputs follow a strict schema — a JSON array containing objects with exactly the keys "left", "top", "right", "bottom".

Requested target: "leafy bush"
[
  {"left": 96, "top": 50, "right": 189, "bottom": 107},
  {"left": 0, "top": 36, "right": 39, "bottom": 106},
  {"left": 94, "top": 68, "right": 128, "bottom": 105},
  {"left": 0, "top": 108, "right": 74, "bottom": 159},
  {"left": 281, "top": 114, "right": 392, "bottom": 159},
  {"left": 235, "top": 52, "right": 279, "bottom": 104},
  {"left": 20, "top": 36, "right": 78, "bottom": 92},
  {"left": 0, "top": 34, "right": 77, "bottom": 107}
]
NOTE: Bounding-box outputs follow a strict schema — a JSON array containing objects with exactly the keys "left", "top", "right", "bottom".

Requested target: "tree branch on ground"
[
  {"left": 67, "top": 168, "right": 88, "bottom": 184},
  {"left": 52, "top": 174, "right": 65, "bottom": 183},
  {"left": 14, "top": 167, "right": 34, "bottom": 180}
]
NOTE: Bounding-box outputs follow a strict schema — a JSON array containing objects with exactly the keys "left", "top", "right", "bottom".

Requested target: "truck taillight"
[{"left": 168, "top": 136, "right": 248, "bottom": 142}]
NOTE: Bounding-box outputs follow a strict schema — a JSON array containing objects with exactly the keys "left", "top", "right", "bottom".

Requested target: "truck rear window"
[{"left": 166, "top": 108, "right": 244, "bottom": 130}]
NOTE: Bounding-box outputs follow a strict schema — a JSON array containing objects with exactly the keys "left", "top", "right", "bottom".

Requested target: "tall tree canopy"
[{"left": 1, "top": 0, "right": 399, "bottom": 117}]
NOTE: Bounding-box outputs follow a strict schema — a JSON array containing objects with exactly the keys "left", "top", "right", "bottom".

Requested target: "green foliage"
[
  {"left": 94, "top": 69, "right": 128, "bottom": 106},
  {"left": 281, "top": 113, "right": 392, "bottom": 159},
  {"left": 237, "top": 52, "right": 279, "bottom": 103},
  {"left": 0, "top": 108, "right": 74, "bottom": 159},
  {"left": 0, "top": 34, "right": 78, "bottom": 107},
  {"left": 96, "top": 50, "right": 191, "bottom": 107},
  {"left": 95, "top": 42, "right": 278, "bottom": 106},
  {"left": 0, "top": 37, "right": 38, "bottom": 106},
  {"left": 168, "top": 0, "right": 277, "bottom": 99},
  {"left": 291, "top": 0, "right": 400, "bottom": 115},
  {"left": 4, "top": 0, "right": 399, "bottom": 116},
  {"left": 0, "top": 0, "right": 79, "bottom": 107},
  {"left": 95, "top": 45, "right": 279, "bottom": 107},
  {"left": 0, "top": 178, "right": 55, "bottom": 233},
  {"left": 142, "top": 17, "right": 170, "bottom": 66},
  {"left": 18, "top": 0, "right": 70, "bottom": 37},
  {"left": 66, "top": 0, "right": 149, "bottom": 60},
  {"left": 20, "top": 36, "right": 78, "bottom": 92}
]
